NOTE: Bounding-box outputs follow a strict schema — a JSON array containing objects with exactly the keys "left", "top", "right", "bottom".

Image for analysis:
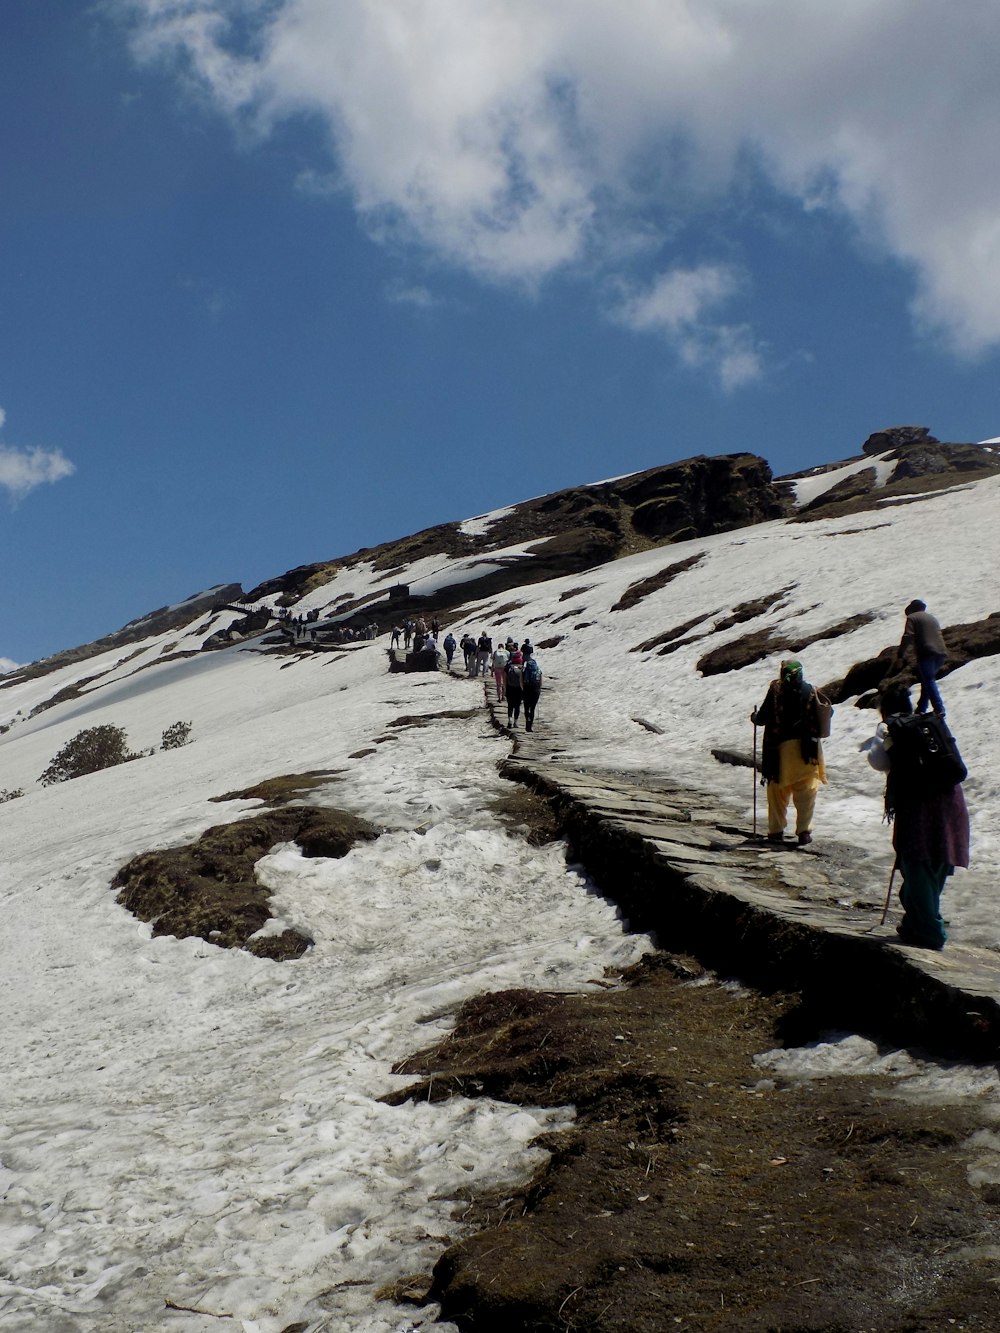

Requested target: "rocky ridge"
[{"left": 5, "top": 427, "right": 996, "bottom": 688}]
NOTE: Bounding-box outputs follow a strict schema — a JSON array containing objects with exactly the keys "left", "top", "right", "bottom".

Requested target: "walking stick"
[
  {"left": 752, "top": 721, "right": 758, "bottom": 839},
  {"left": 879, "top": 859, "right": 898, "bottom": 926}
]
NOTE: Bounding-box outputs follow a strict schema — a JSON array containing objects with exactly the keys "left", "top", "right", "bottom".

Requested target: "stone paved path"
[{"left": 484, "top": 676, "right": 1000, "bottom": 1061}]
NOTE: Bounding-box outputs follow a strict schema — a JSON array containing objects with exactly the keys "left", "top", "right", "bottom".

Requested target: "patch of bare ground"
[
  {"left": 386, "top": 958, "right": 1000, "bottom": 1332},
  {"left": 711, "top": 586, "right": 796, "bottom": 634},
  {"left": 631, "top": 612, "right": 716, "bottom": 655},
  {"left": 560, "top": 585, "right": 597, "bottom": 602},
  {"left": 537, "top": 636, "right": 565, "bottom": 650},
  {"left": 697, "top": 612, "right": 878, "bottom": 677},
  {"left": 630, "top": 589, "right": 796, "bottom": 658},
  {"left": 112, "top": 806, "right": 380, "bottom": 959},
  {"left": 490, "top": 784, "right": 563, "bottom": 846},
  {"left": 209, "top": 770, "right": 344, "bottom": 805},
  {"left": 387, "top": 707, "right": 482, "bottom": 729},
  {"left": 610, "top": 554, "right": 705, "bottom": 613}
]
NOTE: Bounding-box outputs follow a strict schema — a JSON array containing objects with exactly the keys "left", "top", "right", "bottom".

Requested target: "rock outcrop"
[
  {"left": 247, "top": 453, "right": 787, "bottom": 623},
  {"left": 788, "top": 425, "right": 1000, "bottom": 522}
]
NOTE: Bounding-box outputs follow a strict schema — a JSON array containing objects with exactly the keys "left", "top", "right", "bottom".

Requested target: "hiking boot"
[
  {"left": 767, "top": 832, "right": 785, "bottom": 843},
  {"left": 797, "top": 831, "right": 813, "bottom": 845}
]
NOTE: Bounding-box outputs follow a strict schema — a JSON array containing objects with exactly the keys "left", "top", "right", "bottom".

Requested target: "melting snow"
[{"left": 1, "top": 468, "right": 999, "bottom": 1328}]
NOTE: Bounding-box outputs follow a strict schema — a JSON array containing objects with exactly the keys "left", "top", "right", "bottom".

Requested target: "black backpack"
[{"left": 884, "top": 712, "right": 967, "bottom": 818}]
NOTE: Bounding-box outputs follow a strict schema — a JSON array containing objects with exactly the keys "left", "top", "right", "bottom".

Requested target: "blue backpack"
[{"left": 523, "top": 657, "right": 541, "bottom": 687}]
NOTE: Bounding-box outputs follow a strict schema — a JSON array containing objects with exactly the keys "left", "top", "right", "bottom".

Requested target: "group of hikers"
[
  {"left": 752, "top": 599, "right": 968, "bottom": 953},
  {"left": 447, "top": 630, "right": 544, "bottom": 731},
  {"left": 387, "top": 619, "right": 544, "bottom": 731},
  {"left": 279, "top": 607, "right": 380, "bottom": 643}
]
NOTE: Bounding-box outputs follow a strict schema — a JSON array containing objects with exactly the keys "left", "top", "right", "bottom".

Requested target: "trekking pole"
[
  {"left": 879, "top": 859, "right": 898, "bottom": 926},
  {"left": 752, "top": 721, "right": 758, "bottom": 839}
]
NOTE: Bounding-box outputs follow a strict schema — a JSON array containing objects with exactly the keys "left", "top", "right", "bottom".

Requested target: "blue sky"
[{"left": 2, "top": 1, "right": 999, "bottom": 668}]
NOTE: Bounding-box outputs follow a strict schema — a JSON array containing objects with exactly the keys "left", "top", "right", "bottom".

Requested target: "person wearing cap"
[
  {"left": 751, "top": 660, "right": 828, "bottom": 845},
  {"left": 893, "top": 599, "right": 947, "bottom": 717}
]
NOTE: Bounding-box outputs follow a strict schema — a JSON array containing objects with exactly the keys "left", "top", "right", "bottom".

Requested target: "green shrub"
[
  {"left": 39, "top": 725, "right": 141, "bottom": 786},
  {"left": 161, "top": 720, "right": 193, "bottom": 750}
]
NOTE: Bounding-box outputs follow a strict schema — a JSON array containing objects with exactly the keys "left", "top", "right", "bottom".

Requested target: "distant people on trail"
[
  {"left": 443, "top": 632, "right": 457, "bottom": 668},
  {"left": 413, "top": 630, "right": 426, "bottom": 653},
  {"left": 893, "top": 599, "right": 948, "bottom": 718},
  {"left": 476, "top": 633, "right": 492, "bottom": 677},
  {"left": 505, "top": 650, "right": 524, "bottom": 728},
  {"left": 431, "top": 617, "right": 441, "bottom": 637},
  {"left": 520, "top": 638, "right": 532, "bottom": 658},
  {"left": 866, "top": 683, "right": 969, "bottom": 950},
  {"left": 403, "top": 621, "right": 414, "bottom": 649},
  {"left": 390, "top": 624, "right": 402, "bottom": 648},
  {"left": 751, "top": 659, "right": 829, "bottom": 845},
  {"left": 461, "top": 633, "right": 477, "bottom": 675},
  {"left": 521, "top": 650, "right": 542, "bottom": 732},
  {"left": 491, "top": 644, "right": 509, "bottom": 700}
]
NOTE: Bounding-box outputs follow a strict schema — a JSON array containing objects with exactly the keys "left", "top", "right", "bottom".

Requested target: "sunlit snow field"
[{"left": 1, "top": 470, "right": 999, "bottom": 1329}]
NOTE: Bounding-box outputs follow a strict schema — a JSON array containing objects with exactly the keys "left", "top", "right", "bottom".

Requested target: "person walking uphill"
[
  {"left": 505, "top": 650, "right": 524, "bottom": 729},
  {"left": 521, "top": 650, "right": 542, "bottom": 732},
  {"left": 491, "top": 644, "right": 509, "bottom": 701},
  {"left": 893, "top": 599, "right": 948, "bottom": 717},
  {"left": 751, "top": 659, "right": 828, "bottom": 845},
  {"left": 867, "top": 683, "right": 969, "bottom": 950}
]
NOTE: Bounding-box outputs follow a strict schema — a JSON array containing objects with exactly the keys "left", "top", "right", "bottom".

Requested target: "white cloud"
[
  {"left": 0, "top": 657, "right": 21, "bottom": 675},
  {"left": 0, "top": 409, "right": 76, "bottom": 502},
  {"left": 614, "top": 265, "right": 739, "bottom": 335},
  {"left": 0, "top": 446, "right": 76, "bottom": 502},
  {"left": 613, "top": 265, "right": 763, "bottom": 390},
  {"left": 116, "top": 1, "right": 1000, "bottom": 356}
]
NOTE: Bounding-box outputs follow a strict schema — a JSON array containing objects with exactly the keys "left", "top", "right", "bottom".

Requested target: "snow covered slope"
[{"left": 0, "top": 458, "right": 998, "bottom": 1331}]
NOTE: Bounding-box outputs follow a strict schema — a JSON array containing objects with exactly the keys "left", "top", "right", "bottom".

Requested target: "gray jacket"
[{"left": 900, "top": 610, "right": 946, "bottom": 659}]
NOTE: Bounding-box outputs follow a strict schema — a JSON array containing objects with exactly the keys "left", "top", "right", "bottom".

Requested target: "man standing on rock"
[
  {"left": 893, "top": 599, "right": 948, "bottom": 717},
  {"left": 751, "top": 659, "right": 828, "bottom": 845}
]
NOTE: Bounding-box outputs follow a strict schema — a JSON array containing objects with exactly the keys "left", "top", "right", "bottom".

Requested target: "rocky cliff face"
[
  {"left": 11, "top": 426, "right": 993, "bottom": 678},
  {"left": 786, "top": 425, "right": 1000, "bottom": 521},
  {"left": 247, "top": 452, "right": 787, "bottom": 618}
]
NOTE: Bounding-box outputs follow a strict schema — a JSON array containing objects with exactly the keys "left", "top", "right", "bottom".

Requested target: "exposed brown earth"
[
  {"left": 610, "top": 555, "right": 706, "bottom": 612},
  {"left": 111, "top": 799, "right": 380, "bottom": 959},
  {"left": 696, "top": 612, "right": 878, "bottom": 677},
  {"left": 387, "top": 960, "right": 1000, "bottom": 1332}
]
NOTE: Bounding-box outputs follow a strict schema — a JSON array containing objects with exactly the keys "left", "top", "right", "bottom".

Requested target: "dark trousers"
[
  {"left": 898, "top": 858, "right": 950, "bottom": 949},
  {"left": 916, "top": 654, "right": 945, "bottom": 715},
  {"left": 522, "top": 687, "right": 540, "bottom": 731}
]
